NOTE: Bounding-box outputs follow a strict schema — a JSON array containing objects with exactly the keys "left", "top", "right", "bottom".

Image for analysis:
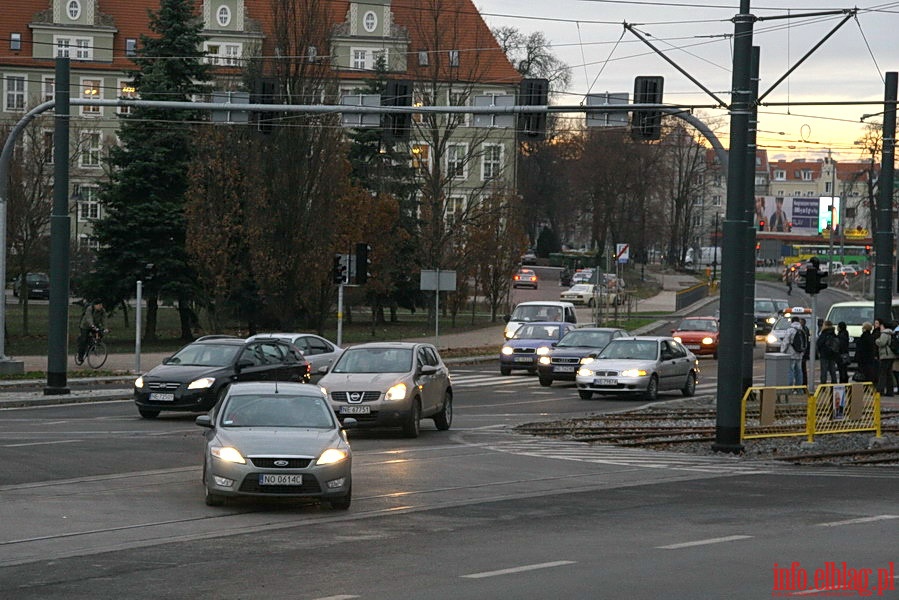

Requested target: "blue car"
[{"left": 500, "top": 322, "right": 577, "bottom": 375}]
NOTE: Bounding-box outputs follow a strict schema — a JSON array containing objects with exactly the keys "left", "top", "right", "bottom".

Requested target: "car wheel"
[
  {"left": 578, "top": 390, "right": 593, "bottom": 400},
  {"left": 587, "top": 298, "right": 594, "bottom": 308},
  {"left": 500, "top": 366, "right": 512, "bottom": 376},
  {"left": 205, "top": 486, "right": 225, "bottom": 507},
  {"left": 538, "top": 376, "right": 553, "bottom": 387},
  {"left": 402, "top": 398, "right": 421, "bottom": 438},
  {"left": 681, "top": 371, "right": 697, "bottom": 397},
  {"left": 138, "top": 408, "right": 160, "bottom": 419},
  {"left": 433, "top": 391, "right": 453, "bottom": 431},
  {"left": 329, "top": 485, "right": 352, "bottom": 510},
  {"left": 527, "top": 368, "right": 537, "bottom": 375},
  {"left": 644, "top": 375, "right": 659, "bottom": 401}
]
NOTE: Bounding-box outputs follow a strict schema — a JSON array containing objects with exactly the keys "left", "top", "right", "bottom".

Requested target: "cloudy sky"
[{"left": 475, "top": 0, "right": 896, "bottom": 162}]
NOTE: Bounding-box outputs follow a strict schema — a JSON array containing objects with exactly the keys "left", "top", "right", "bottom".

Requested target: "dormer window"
[
  {"left": 363, "top": 11, "right": 377, "bottom": 32},
  {"left": 217, "top": 6, "right": 231, "bottom": 27},
  {"left": 307, "top": 46, "right": 317, "bottom": 63},
  {"left": 449, "top": 50, "right": 460, "bottom": 67},
  {"left": 67, "top": 0, "right": 81, "bottom": 20},
  {"left": 418, "top": 50, "right": 428, "bottom": 66},
  {"left": 10, "top": 33, "right": 21, "bottom": 51}
]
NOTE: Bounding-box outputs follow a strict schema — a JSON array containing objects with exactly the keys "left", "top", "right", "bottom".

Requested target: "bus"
[{"left": 784, "top": 243, "right": 868, "bottom": 267}]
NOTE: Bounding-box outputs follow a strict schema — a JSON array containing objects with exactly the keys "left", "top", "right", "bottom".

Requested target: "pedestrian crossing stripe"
[{"left": 449, "top": 372, "right": 718, "bottom": 394}]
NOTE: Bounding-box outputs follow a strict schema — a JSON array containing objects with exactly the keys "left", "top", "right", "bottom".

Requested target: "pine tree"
[{"left": 87, "top": 0, "right": 210, "bottom": 340}]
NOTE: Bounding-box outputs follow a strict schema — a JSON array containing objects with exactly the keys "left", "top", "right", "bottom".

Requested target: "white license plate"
[
  {"left": 555, "top": 366, "right": 576, "bottom": 372},
  {"left": 514, "top": 356, "right": 532, "bottom": 363},
  {"left": 149, "top": 392, "right": 174, "bottom": 402},
  {"left": 340, "top": 405, "right": 371, "bottom": 415},
  {"left": 259, "top": 474, "right": 303, "bottom": 486},
  {"left": 686, "top": 344, "right": 700, "bottom": 350},
  {"left": 595, "top": 378, "right": 617, "bottom": 386}
]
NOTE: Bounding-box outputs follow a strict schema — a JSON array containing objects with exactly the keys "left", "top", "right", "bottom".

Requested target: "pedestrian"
[
  {"left": 799, "top": 318, "right": 811, "bottom": 385},
  {"left": 854, "top": 322, "right": 877, "bottom": 384},
  {"left": 815, "top": 320, "right": 840, "bottom": 384},
  {"left": 836, "top": 321, "right": 850, "bottom": 383},
  {"left": 780, "top": 316, "right": 807, "bottom": 387},
  {"left": 873, "top": 318, "right": 895, "bottom": 396}
]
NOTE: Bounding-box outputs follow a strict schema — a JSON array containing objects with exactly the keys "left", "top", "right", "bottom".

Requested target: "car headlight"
[
  {"left": 577, "top": 367, "right": 595, "bottom": 377},
  {"left": 536, "top": 346, "right": 551, "bottom": 356},
  {"left": 673, "top": 336, "right": 682, "bottom": 343},
  {"left": 766, "top": 334, "right": 777, "bottom": 344},
  {"left": 316, "top": 448, "right": 348, "bottom": 466},
  {"left": 188, "top": 377, "right": 216, "bottom": 390},
  {"left": 385, "top": 382, "right": 407, "bottom": 401},
  {"left": 211, "top": 446, "right": 246, "bottom": 464},
  {"left": 766, "top": 316, "right": 776, "bottom": 324},
  {"left": 580, "top": 356, "right": 595, "bottom": 365},
  {"left": 702, "top": 337, "right": 714, "bottom": 345},
  {"left": 621, "top": 368, "right": 648, "bottom": 377},
  {"left": 134, "top": 376, "right": 144, "bottom": 388},
  {"left": 501, "top": 346, "right": 514, "bottom": 355},
  {"left": 538, "top": 356, "right": 551, "bottom": 365}
]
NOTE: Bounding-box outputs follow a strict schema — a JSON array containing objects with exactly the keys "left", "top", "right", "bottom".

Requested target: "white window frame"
[
  {"left": 448, "top": 50, "right": 460, "bottom": 67},
  {"left": 446, "top": 143, "right": 468, "bottom": 180},
  {"left": 481, "top": 144, "right": 502, "bottom": 181},
  {"left": 126, "top": 38, "right": 137, "bottom": 56},
  {"left": 217, "top": 5, "right": 231, "bottom": 27},
  {"left": 352, "top": 48, "right": 367, "bottom": 70},
  {"left": 802, "top": 170, "right": 813, "bottom": 181},
  {"left": 363, "top": 11, "right": 377, "bottom": 32},
  {"left": 4, "top": 74, "right": 26, "bottom": 112},
  {"left": 80, "top": 132, "right": 102, "bottom": 168},
  {"left": 10, "top": 33, "right": 21, "bottom": 51},
  {"left": 55, "top": 36, "right": 71, "bottom": 58},
  {"left": 78, "top": 185, "right": 101, "bottom": 221},
  {"left": 223, "top": 44, "right": 241, "bottom": 66},
  {"left": 773, "top": 169, "right": 786, "bottom": 181},
  {"left": 448, "top": 91, "right": 468, "bottom": 126},
  {"left": 418, "top": 50, "right": 429, "bottom": 66},
  {"left": 446, "top": 195, "right": 465, "bottom": 222},
  {"left": 75, "top": 38, "right": 92, "bottom": 60},
  {"left": 118, "top": 79, "right": 137, "bottom": 115},
  {"left": 42, "top": 76, "right": 55, "bottom": 102},
  {"left": 81, "top": 78, "right": 102, "bottom": 115},
  {"left": 712, "top": 195, "right": 722, "bottom": 207},
  {"left": 350, "top": 47, "right": 387, "bottom": 71},
  {"left": 67, "top": 0, "right": 81, "bottom": 20}
]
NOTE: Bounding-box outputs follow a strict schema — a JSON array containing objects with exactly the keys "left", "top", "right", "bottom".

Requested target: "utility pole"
[
  {"left": 874, "top": 72, "right": 897, "bottom": 319},
  {"left": 742, "top": 46, "right": 760, "bottom": 396}
]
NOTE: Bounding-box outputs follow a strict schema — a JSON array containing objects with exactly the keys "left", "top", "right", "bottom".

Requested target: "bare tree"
[{"left": 491, "top": 26, "right": 571, "bottom": 95}]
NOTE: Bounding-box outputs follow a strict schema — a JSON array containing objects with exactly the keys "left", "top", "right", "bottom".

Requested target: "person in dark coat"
[
  {"left": 799, "top": 318, "right": 811, "bottom": 385},
  {"left": 873, "top": 319, "right": 895, "bottom": 396},
  {"left": 854, "top": 322, "right": 877, "bottom": 384},
  {"left": 836, "top": 321, "right": 850, "bottom": 383},
  {"left": 816, "top": 320, "right": 840, "bottom": 384}
]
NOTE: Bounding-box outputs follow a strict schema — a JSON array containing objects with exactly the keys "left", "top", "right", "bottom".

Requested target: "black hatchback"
[{"left": 134, "top": 337, "right": 311, "bottom": 418}]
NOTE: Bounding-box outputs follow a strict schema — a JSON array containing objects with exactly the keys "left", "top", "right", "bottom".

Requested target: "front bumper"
[
  {"left": 500, "top": 354, "right": 538, "bottom": 370},
  {"left": 576, "top": 374, "right": 651, "bottom": 394},
  {"left": 207, "top": 457, "right": 351, "bottom": 500},
  {"left": 134, "top": 386, "right": 218, "bottom": 412}
]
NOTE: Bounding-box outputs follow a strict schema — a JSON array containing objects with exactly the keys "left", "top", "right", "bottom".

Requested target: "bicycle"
[{"left": 74, "top": 328, "right": 108, "bottom": 368}]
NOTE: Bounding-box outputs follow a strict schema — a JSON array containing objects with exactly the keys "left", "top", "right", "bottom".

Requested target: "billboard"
[{"left": 753, "top": 196, "right": 840, "bottom": 235}]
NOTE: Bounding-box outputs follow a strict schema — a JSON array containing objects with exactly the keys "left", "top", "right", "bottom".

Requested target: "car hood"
[
  {"left": 214, "top": 428, "right": 345, "bottom": 457},
  {"left": 672, "top": 331, "right": 717, "bottom": 340},
  {"left": 505, "top": 338, "right": 558, "bottom": 348},
  {"left": 319, "top": 372, "right": 411, "bottom": 390},
  {"left": 143, "top": 364, "right": 229, "bottom": 383},
  {"left": 551, "top": 346, "right": 602, "bottom": 357},
  {"left": 583, "top": 358, "right": 659, "bottom": 371}
]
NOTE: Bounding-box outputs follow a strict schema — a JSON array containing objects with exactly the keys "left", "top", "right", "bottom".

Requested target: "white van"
[
  {"left": 503, "top": 301, "right": 577, "bottom": 339},
  {"left": 824, "top": 300, "right": 899, "bottom": 345}
]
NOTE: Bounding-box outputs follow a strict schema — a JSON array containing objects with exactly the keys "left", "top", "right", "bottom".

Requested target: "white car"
[{"left": 246, "top": 333, "right": 343, "bottom": 376}]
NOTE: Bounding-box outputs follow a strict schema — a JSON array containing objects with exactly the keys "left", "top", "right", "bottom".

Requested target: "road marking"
[
  {"left": 462, "top": 560, "right": 576, "bottom": 579},
  {"left": 816, "top": 515, "right": 899, "bottom": 527},
  {"left": 657, "top": 535, "right": 752, "bottom": 550},
  {"left": 312, "top": 596, "right": 359, "bottom": 600},
  {"left": 4, "top": 439, "right": 83, "bottom": 448}
]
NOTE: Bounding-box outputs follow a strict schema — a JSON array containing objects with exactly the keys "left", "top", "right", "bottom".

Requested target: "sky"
[{"left": 474, "top": 0, "right": 897, "bottom": 163}]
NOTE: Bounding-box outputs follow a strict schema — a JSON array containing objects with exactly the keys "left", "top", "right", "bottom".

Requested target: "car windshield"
[
  {"left": 773, "top": 317, "right": 794, "bottom": 331},
  {"left": 332, "top": 348, "right": 413, "bottom": 373},
  {"left": 220, "top": 393, "right": 335, "bottom": 428},
  {"left": 514, "top": 324, "right": 563, "bottom": 340},
  {"left": 26, "top": 273, "right": 49, "bottom": 284},
  {"left": 510, "top": 305, "right": 564, "bottom": 322},
  {"left": 773, "top": 300, "right": 789, "bottom": 312},
  {"left": 567, "top": 285, "right": 591, "bottom": 293},
  {"left": 168, "top": 343, "right": 240, "bottom": 367},
  {"left": 827, "top": 305, "right": 874, "bottom": 326},
  {"left": 557, "top": 330, "right": 613, "bottom": 348},
  {"left": 754, "top": 300, "right": 777, "bottom": 314},
  {"left": 676, "top": 319, "right": 717, "bottom": 332},
  {"left": 598, "top": 339, "right": 658, "bottom": 361}
]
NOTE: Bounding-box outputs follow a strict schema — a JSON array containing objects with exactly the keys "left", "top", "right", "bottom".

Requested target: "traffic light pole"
[
  {"left": 874, "top": 72, "right": 896, "bottom": 319},
  {"left": 336, "top": 282, "right": 344, "bottom": 347}
]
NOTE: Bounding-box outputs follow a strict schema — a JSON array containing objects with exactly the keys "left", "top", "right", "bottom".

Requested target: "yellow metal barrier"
[{"left": 740, "top": 383, "right": 882, "bottom": 442}]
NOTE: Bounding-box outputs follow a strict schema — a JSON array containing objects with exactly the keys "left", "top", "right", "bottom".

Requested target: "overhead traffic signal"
[{"left": 332, "top": 254, "right": 348, "bottom": 284}]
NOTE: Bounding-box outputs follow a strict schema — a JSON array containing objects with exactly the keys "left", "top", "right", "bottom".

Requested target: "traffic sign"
[{"left": 616, "top": 243, "right": 629, "bottom": 263}]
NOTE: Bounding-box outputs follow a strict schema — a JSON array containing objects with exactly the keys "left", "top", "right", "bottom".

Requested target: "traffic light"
[
  {"left": 758, "top": 219, "right": 765, "bottom": 230},
  {"left": 355, "top": 242, "right": 371, "bottom": 284},
  {"left": 631, "top": 75, "right": 664, "bottom": 141},
  {"left": 332, "top": 254, "right": 347, "bottom": 284},
  {"left": 518, "top": 78, "right": 549, "bottom": 139},
  {"left": 382, "top": 80, "right": 412, "bottom": 142},
  {"left": 865, "top": 245, "right": 872, "bottom": 256}
]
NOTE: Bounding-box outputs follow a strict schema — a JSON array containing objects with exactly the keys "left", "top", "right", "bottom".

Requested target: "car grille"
[
  {"left": 551, "top": 357, "right": 581, "bottom": 365},
  {"left": 250, "top": 457, "right": 313, "bottom": 468},
  {"left": 147, "top": 382, "right": 181, "bottom": 391},
  {"left": 591, "top": 370, "right": 619, "bottom": 377},
  {"left": 239, "top": 475, "right": 322, "bottom": 494},
  {"left": 512, "top": 347, "right": 536, "bottom": 355},
  {"left": 330, "top": 391, "right": 381, "bottom": 403}
]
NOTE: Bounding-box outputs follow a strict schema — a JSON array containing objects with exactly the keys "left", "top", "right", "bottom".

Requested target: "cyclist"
[{"left": 76, "top": 299, "right": 107, "bottom": 364}]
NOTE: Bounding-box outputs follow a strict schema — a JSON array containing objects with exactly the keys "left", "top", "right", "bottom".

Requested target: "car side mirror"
[
  {"left": 317, "top": 365, "right": 329, "bottom": 374},
  {"left": 195, "top": 415, "right": 213, "bottom": 428},
  {"left": 341, "top": 417, "right": 358, "bottom": 430},
  {"left": 503, "top": 314, "right": 511, "bottom": 323},
  {"left": 420, "top": 365, "right": 438, "bottom": 375}
]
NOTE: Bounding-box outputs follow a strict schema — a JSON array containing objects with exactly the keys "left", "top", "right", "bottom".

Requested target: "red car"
[{"left": 671, "top": 316, "right": 720, "bottom": 358}]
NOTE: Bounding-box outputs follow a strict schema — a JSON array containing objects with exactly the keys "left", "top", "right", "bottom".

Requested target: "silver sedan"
[
  {"left": 575, "top": 336, "right": 699, "bottom": 400},
  {"left": 247, "top": 333, "right": 344, "bottom": 376}
]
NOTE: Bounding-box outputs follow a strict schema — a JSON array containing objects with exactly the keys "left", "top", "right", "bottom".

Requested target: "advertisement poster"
[
  {"left": 756, "top": 196, "right": 821, "bottom": 234},
  {"left": 832, "top": 385, "right": 846, "bottom": 420}
]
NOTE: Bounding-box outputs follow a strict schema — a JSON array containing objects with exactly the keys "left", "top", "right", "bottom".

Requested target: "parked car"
[
  {"left": 537, "top": 327, "right": 628, "bottom": 386},
  {"left": 134, "top": 337, "right": 311, "bottom": 419},
  {"left": 521, "top": 251, "right": 538, "bottom": 265},
  {"left": 318, "top": 342, "right": 452, "bottom": 438},
  {"left": 195, "top": 381, "right": 353, "bottom": 509},
  {"left": 575, "top": 337, "right": 699, "bottom": 400},
  {"left": 500, "top": 321, "right": 577, "bottom": 375},
  {"left": 12, "top": 272, "right": 50, "bottom": 300},
  {"left": 512, "top": 268, "right": 539, "bottom": 289},
  {"left": 246, "top": 333, "right": 343, "bottom": 376},
  {"left": 504, "top": 301, "right": 577, "bottom": 339},
  {"left": 560, "top": 283, "right": 621, "bottom": 306},
  {"left": 671, "top": 316, "right": 720, "bottom": 358},
  {"left": 571, "top": 268, "right": 595, "bottom": 284}
]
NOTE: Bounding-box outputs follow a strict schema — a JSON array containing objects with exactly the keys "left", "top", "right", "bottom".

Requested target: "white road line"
[
  {"left": 816, "top": 515, "right": 899, "bottom": 527},
  {"left": 461, "top": 560, "right": 576, "bottom": 579},
  {"left": 657, "top": 535, "right": 752, "bottom": 550},
  {"left": 312, "top": 595, "right": 359, "bottom": 600},
  {"left": 4, "top": 439, "right": 83, "bottom": 448}
]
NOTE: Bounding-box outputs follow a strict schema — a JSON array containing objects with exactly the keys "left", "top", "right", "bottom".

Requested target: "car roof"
[
  {"left": 514, "top": 301, "right": 575, "bottom": 307},
  {"left": 344, "top": 341, "right": 432, "bottom": 350},
  {"left": 612, "top": 336, "right": 672, "bottom": 341},
  {"left": 227, "top": 381, "right": 323, "bottom": 395},
  {"left": 571, "top": 327, "right": 624, "bottom": 332},
  {"left": 191, "top": 337, "right": 249, "bottom": 346},
  {"left": 678, "top": 316, "right": 717, "bottom": 320}
]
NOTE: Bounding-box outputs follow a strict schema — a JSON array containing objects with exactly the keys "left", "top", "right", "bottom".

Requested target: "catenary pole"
[
  {"left": 874, "top": 72, "right": 897, "bottom": 320},
  {"left": 742, "top": 46, "right": 761, "bottom": 395}
]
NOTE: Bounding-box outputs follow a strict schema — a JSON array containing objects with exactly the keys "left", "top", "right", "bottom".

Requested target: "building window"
[
  {"left": 352, "top": 49, "right": 366, "bottom": 70},
  {"left": 43, "top": 130, "right": 54, "bottom": 164},
  {"left": 307, "top": 46, "right": 317, "bottom": 62},
  {"left": 448, "top": 50, "right": 459, "bottom": 67},
  {"left": 363, "top": 11, "right": 377, "bottom": 32},
  {"left": 55, "top": 37, "right": 71, "bottom": 58},
  {"left": 412, "top": 91, "right": 425, "bottom": 124},
  {"left": 126, "top": 38, "right": 137, "bottom": 56},
  {"left": 446, "top": 196, "right": 465, "bottom": 223},
  {"left": 418, "top": 50, "right": 429, "bottom": 66},
  {"left": 118, "top": 80, "right": 137, "bottom": 115},
  {"left": 81, "top": 79, "right": 101, "bottom": 115},
  {"left": 78, "top": 185, "right": 101, "bottom": 220},
  {"left": 217, "top": 5, "right": 231, "bottom": 26},
  {"left": 824, "top": 182, "right": 832, "bottom": 194},
  {"left": 204, "top": 43, "right": 241, "bottom": 66},
  {"left": 81, "top": 132, "right": 101, "bottom": 167},
  {"left": 411, "top": 144, "right": 430, "bottom": 171},
  {"left": 4, "top": 75, "right": 26, "bottom": 111},
  {"left": 223, "top": 44, "right": 240, "bottom": 66},
  {"left": 802, "top": 170, "right": 812, "bottom": 181},
  {"left": 75, "top": 38, "right": 92, "bottom": 60},
  {"left": 482, "top": 144, "right": 502, "bottom": 180},
  {"left": 447, "top": 144, "right": 467, "bottom": 179},
  {"left": 448, "top": 91, "right": 468, "bottom": 126},
  {"left": 43, "top": 77, "right": 55, "bottom": 102},
  {"left": 773, "top": 169, "right": 786, "bottom": 181},
  {"left": 10, "top": 33, "right": 21, "bottom": 51},
  {"left": 713, "top": 195, "right": 722, "bottom": 207},
  {"left": 67, "top": 0, "right": 81, "bottom": 20}
]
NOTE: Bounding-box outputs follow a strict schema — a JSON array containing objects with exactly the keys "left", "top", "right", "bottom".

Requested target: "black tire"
[
  {"left": 329, "top": 485, "right": 352, "bottom": 510},
  {"left": 527, "top": 368, "right": 537, "bottom": 376},
  {"left": 433, "top": 391, "right": 453, "bottom": 431},
  {"left": 500, "top": 366, "right": 512, "bottom": 376},
  {"left": 681, "top": 371, "right": 697, "bottom": 397},
  {"left": 138, "top": 407, "right": 160, "bottom": 419},
  {"left": 643, "top": 375, "right": 659, "bottom": 401},
  {"left": 402, "top": 398, "right": 421, "bottom": 438},
  {"left": 204, "top": 486, "right": 225, "bottom": 507},
  {"left": 587, "top": 298, "right": 595, "bottom": 308},
  {"left": 86, "top": 341, "right": 108, "bottom": 368},
  {"left": 538, "top": 376, "right": 553, "bottom": 387},
  {"left": 578, "top": 390, "right": 593, "bottom": 400}
]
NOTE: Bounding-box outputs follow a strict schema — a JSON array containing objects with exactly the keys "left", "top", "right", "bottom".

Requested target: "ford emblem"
[
  {"left": 274, "top": 460, "right": 289, "bottom": 467},
  {"left": 349, "top": 392, "right": 362, "bottom": 403}
]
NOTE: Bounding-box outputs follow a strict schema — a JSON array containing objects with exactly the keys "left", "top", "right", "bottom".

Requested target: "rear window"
[{"left": 826, "top": 305, "right": 874, "bottom": 326}]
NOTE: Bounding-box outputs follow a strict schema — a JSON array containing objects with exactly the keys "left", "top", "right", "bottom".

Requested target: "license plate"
[
  {"left": 339, "top": 405, "right": 371, "bottom": 415},
  {"left": 686, "top": 344, "right": 700, "bottom": 350},
  {"left": 555, "top": 366, "right": 576, "bottom": 372},
  {"left": 595, "top": 378, "right": 617, "bottom": 386},
  {"left": 514, "top": 356, "right": 532, "bottom": 363},
  {"left": 259, "top": 474, "right": 302, "bottom": 486},
  {"left": 149, "top": 392, "right": 174, "bottom": 402}
]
